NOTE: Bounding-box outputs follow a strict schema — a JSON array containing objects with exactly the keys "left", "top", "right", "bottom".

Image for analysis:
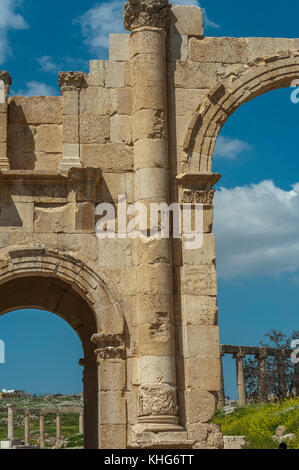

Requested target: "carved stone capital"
[
  {"left": 92, "top": 333, "right": 125, "bottom": 361},
  {"left": 176, "top": 172, "right": 221, "bottom": 204},
  {"left": 138, "top": 384, "right": 178, "bottom": 419},
  {"left": 58, "top": 72, "right": 87, "bottom": 90},
  {"left": 124, "top": 0, "right": 172, "bottom": 32}
]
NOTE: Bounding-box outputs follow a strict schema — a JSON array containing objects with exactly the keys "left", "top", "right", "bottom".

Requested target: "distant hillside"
[{"left": 213, "top": 398, "right": 299, "bottom": 449}]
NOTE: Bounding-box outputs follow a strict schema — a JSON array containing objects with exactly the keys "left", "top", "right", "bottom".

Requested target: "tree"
[{"left": 243, "top": 329, "right": 299, "bottom": 402}]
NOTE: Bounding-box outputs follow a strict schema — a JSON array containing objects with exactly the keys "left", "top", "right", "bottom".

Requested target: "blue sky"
[{"left": 0, "top": 0, "right": 298, "bottom": 399}]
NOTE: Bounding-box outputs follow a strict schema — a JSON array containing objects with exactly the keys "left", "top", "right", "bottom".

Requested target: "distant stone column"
[
  {"left": 79, "top": 411, "right": 84, "bottom": 434},
  {"left": 58, "top": 71, "right": 86, "bottom": 174},
  {"left": 218, "top": 353, "right": 225, "bottom": 409},
  {"left": 234, "top": 352, "right": 247, "bottom": 405},
  {"left": 7, "top": 404, "right": 15, "bottom": 441},
  {"left": 277, "top": 350, "right": 287, "bottom": 398},
  {"left": 56, "top": 412, "right": 62, "bottom": 441},
  {"left": 24, "top": 411, "right": 30, "bottom": 446},
  {"left": 0, "top": 71, "right": 11, "bottom": 169},
  {"left": 39, "top": 412, "right": 45, "bottom": 449},
  {"left": 256, "top": 350, "right": 267, "bottom": 402},
  {"left": 295, "top": 362, "right": 299, "bottom": 396}
]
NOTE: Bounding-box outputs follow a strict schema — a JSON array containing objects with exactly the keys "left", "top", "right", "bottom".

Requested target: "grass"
[{"left": 212, "top": 397, "right": 299, "bottom": 449}]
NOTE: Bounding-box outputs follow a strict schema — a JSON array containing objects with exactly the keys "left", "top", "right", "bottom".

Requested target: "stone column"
[
  {"left": 124, "top": 0, "right": 180, "bottom": 432},
  {"left": 256, "top": 350, "right": 267, "bottom": 402},
  {"left": 7, "top": 404, "right": 15, "bottom": 441},
  {"left": 79, "top": 411, "right": 84, "bottom": 434},
  {"left": 39, "top": 412, "right": 45, "bottom": 449},
  {"left": 0, "top": 71, "right": 11, "bottom": 170},
  {"left": 277, "top": 350, "right": 287, "bottom": 399},
  {"left": 218, "top": 353, "right": 225, "bottom": 409},
  {"left": 24, "top": 411, "right": 30, "bottom": 446},
  {"left": 56, "top": 412, "right": 62, "bottom": 441},
  {"left": 92, "top": 333, "right": 127, "bottom": 449},
  {"left": 58, "top": 71, "right": 86, "bottom": 174},
  {"left": 233, "top": 352, "right": 247, "bottom": 406},
  {"left": 294, "top": 362, "right": 299, "bottom": 397}
]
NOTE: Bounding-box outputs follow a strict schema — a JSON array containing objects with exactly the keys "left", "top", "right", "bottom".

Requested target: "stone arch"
[
  {"left": 181, "top": 50, "right": 299, "bottom": 173},
  {"left": 0, "top": 246, "right": 124, "bottom": 335},
  {"left": 0, "top": 246, "right": 125, "bottom": 449}
]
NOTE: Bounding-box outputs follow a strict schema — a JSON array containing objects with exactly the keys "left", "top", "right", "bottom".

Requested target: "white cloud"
[
  {"left": 75, "top": 1, "right": 219, "bottom": 54},
  {"left": 0, "top": 0, "right": 28, "bottom": 64},
  {"left": 75, "top": 1, "right": 124, "bottom": 53},
  {"left": 214, "top": 136, "right": 252, "bottom": 160},
  {"left": 37, "top": 56, "right": 58, "bottom": 74},
  {"left": 13, "top": 81, "right": 58, "bottom": 97},
  {"left": 214, "top": 180, "right": 299, "bottom": 279}
]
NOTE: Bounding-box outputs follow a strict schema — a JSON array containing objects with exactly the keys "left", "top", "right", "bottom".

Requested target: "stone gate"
[{"left": 0, "top": 0, "right": 298, "bottom": 449}]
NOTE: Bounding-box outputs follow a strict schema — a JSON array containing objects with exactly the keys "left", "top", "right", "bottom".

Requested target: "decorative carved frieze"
[
  {"left": 176, "top": 172, "right": 221, "bottom": 205},
  {"left": 92, "top": 333, "right": 125, "bottom": 361},
  {"left": 124, "top": 0, "right": 172, "bottom": 32},
  {"left": 138, "top": 384, "right": 178, "bottom": 418}
]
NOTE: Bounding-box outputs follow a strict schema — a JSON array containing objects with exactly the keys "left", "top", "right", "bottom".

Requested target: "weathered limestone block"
[
  {"left": 80, "top": 87, "right": 117, "bottom": 116},
  {"left": 0, "top": 113, "right": 7, "bottom": 142},
  {"left": 7, "top": 124, "right": 36, "bottom": 153},
  {"left": 117, "top": 88, "right": 133, "bottom": 115},
  {"left": 99, "top": 424, "right": 127, "bottom": 449},
  {"left": 81, "top": 143, "right": 134, "bottom": 172},
  {"left": 100, "top": 392, "right": 127, "bottom": 425},
  {"left": 36, "top": 125, "right": 63, "bottom": 153},
  {"left": 138, "top": 357, "right": 176, "bottom": 386},
  {"left": 135, "top": 167, "right": 169, "bottom": 200},
  {"left": 101, "top": 172, "right": 134, "bottom": 203},
  {"left": 62, "top": 90, "right": 78, "bottom": 115},
  {"left": 190, "top": 37, "right": 248, "bottom": 64},
  {"left": 186, "top": 390, "right": 216, "bottom": 423},
  {"left": 137, "top": 264, "right": 171, "bottom": 294},
  {"left": 105, "top": 62, "right": 125, "bottom": 88},
  {"left": 109, "top": 34, "right": 130, "bottom": 61},
  {"left": 134, "top": 139, "right": 168, "bottom": 171},
  {"left": 0, "top": 202, "right": 34, "bottom": 232},
  {"left": 186, "top": 358, "right": 221, "bottom": 391},
  {"left": 174, "top": 88, "right": 208, "bottom": 116},
  {"left": 57, "top": 233, "right": 98, "bottom": 261},
  {"left": 8, "top": 96, "right": 62, "bottom": 124},
  {"left": 182, "top": 234, "right": 216, "bottom": 265},
  {"left": 246, "top": 37, "right": 297, "bottom": 62},
  {"left": 88, "top": 60, "right": 105, "bottom": 87},
  {"left": 182, "top": 325, "right": 220, "bottom": 359},
  {"left": 132, "top": 110, "right": 166, "bottom": 142},
  {"left": 80, "top": 115, "right": 110, "bottom": 144},
  {"left": 167, "top": 34, "right": 189, "bottom": 62},
  {"left": 97, "top": 238, "right": 132, "bottom": 267},
  {"left": 188, "top": 423, "right": 222, "bottom": 448},
  {"left": 62, "top": 115, "right": 79, "bottom": 143},
  {"left": 223, "top": 436, "right": 246, "bottom": 449},
  {"left": 182, "top": 265, "right": 217, "bottom": 296},
  {"left": 170, "top": 6, "right": 203, "bottom": 37},
  {"left": 100, "top": 361, "right": 126, "bottom": 392},
  {"left": 110, "top": 115, "right": 132, "bottom": 144},
  {"left": 35, "top": 204, "right": 75, "bottom": 233},
  {"left": 138, "top": 323, "right": 173, "bottom": 356},
  {"left": 75, "top": 202, "right": 95, "bottom": 232},
  {"left": 168, "top": 62, "right": 219, "bottom": 90},
  {"left": 182, "top": 295, "right": 218, "bottom": 326}
]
